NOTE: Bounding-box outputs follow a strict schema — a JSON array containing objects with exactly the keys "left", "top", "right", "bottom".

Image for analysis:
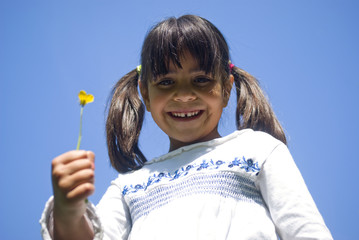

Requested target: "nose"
[{"left": 173, "top": 86, "right": 197, "bottom": 102}]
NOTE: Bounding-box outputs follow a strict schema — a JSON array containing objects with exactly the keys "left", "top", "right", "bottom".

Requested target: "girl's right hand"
[
  {"left": 51, "top": 150, "right": 95, "bottom": 219},
  {"left": 51, "top": 150, "right": 95, "bottom": 239}
]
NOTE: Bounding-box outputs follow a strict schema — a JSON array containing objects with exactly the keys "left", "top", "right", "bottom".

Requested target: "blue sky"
[{"left": 1, "top": 1, "right": 358, "bottom": 239}]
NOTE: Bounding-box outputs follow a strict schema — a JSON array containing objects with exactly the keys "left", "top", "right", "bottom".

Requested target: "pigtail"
[
  {"left": 232, "top": 66, "right": 287, "bottom": 144},
  {"left": 106, "top": 69, "right": 146, "bottom": 173}
]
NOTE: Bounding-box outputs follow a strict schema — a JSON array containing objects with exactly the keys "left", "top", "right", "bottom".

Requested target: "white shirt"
[{"left": 40, "top": 129, "right": 333, "bottom": 239}]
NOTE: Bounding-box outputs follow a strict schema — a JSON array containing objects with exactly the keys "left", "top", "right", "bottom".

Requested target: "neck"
[{"left": 168, "top": 130, "right": 221, "bottom": 152}]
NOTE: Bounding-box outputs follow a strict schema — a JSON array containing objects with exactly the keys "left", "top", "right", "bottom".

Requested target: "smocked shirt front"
[{"left": 40, "top": 129, "right": 333, "bottom": 239}]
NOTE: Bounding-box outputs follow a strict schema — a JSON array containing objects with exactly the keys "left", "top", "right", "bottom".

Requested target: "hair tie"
[
  {"left": 229, "top": 61, "right": 234, "bottom": 73},
  {"left": 136, "top": 65, "right": 142, "bottom": 76}
]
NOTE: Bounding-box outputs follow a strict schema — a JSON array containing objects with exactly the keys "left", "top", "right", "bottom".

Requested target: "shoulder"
[
  {"left": 230, "top": 129, "right": 283, "bottom": 153},
  {"left": 226, "top": 129, "right": 285, "bottom": 168},
  {"left": 237, "top": 129, "right": 282, "bottom": 144}
]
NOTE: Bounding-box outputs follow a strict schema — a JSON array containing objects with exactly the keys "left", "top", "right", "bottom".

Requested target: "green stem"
[
  {"left": 76, "top": 106, "right": 89, "bottom": 203},
  {"left": 76, "top": 106, "right": 84, "bottom": 150}
]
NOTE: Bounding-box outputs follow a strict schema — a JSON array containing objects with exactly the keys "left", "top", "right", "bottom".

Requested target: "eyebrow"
[
  {"left": 153, "top": 69, "right": 212, "bottom": 83},
  {"left": 165, "top": 69, "right": 205, "bottom": 75}
]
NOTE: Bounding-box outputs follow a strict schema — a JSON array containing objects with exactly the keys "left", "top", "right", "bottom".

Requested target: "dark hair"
[
  {"left": 106, "top": 69, "right": 146, "bottom": 172},
  {"left": 106, "top": 15, "right": 286, "bottom": 173}
]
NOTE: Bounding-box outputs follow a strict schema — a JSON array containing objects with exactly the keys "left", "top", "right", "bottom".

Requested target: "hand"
[
  {"left": 52, "top": 150, "right": 95, "bottom": 218},
  {"left": 51, "top": 150, "right": 95, "bottom": 239}
]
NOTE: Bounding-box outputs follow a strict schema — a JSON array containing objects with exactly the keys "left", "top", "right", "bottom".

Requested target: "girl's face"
[{"left": 140, "top": 53, "right": 233, "bottom": 151}]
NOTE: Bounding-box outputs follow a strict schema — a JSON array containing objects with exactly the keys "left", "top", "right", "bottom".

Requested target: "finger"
[
  {"left": 52, "top": 159, "right": 91, "bottom": 183},
  {"left": 66, "top": 182, "right": 95, "bottom": 202},
  {"left": 65, "top": 159, "right": 94, "bottom": 176},
  {"left": 57, "top": 168, "right": 95, "bottom": 193},
  {"left": 87, "top": 151, "right": 95, "bottom": 170},
  {"left": 52, "top": 150, "right": 94, "bottom": 179},
  {"left": 87, "top": 151, "right": 95, "bottom": 163},
  {"left": 52, "top": 150, "right": 88, "bottom": 166}
]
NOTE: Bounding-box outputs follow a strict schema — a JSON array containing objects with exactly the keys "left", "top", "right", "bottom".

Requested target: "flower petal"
[
  {"left": 78, "top": 90, "right": 94, "bottom": 106},
  {"left": 85, "top": 94, "right": 94, "bottom": 103}
]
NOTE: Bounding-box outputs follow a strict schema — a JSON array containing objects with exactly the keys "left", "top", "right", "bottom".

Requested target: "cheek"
[
  {"left": 206, "top": 85, "right": 226, "bottom": 105},
  {"left": 208, "top": 89, "right": 222, "bottom": 98},
  {"left": 148, "top": 92, "right": 167, "bottom": 112},
  {"left": 207, "top": 82, "right": 223, "bottom": 96}
]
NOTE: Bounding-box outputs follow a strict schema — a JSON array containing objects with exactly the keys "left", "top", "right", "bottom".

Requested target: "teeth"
[{"left": 172, "top": 111, "right": 200, "bottom": 118}]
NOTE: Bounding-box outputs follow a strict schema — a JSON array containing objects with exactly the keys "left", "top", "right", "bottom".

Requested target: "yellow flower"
[
  {"left": 76, "top": 90, "right": 94, "bottom": 150},
  {"left": 78, "top": 90, "right": 94, "bottom": 107}
]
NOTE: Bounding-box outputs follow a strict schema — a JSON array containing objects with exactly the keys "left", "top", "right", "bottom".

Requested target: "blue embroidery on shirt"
[
  {"left": 122, "top": 157, "right": 260, "bottom": 195},
  {"left": 127, "top": 171, "right": 264, "bottom": 222}
]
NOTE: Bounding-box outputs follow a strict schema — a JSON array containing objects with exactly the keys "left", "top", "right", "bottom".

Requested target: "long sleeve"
[
  {"left": 39, "top": 196, "right": 103, "bottom": 240},
  {"left": 257, "top": 143, "right": 333, "bottom": 239},
  {"left": 39, "top": 182, "right": 131, "bottom": 240}
]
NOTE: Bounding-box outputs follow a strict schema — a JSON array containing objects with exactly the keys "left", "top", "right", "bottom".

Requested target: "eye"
[
  {"left": 194, "top": 76, "right": 212, "bottom": 85},
  {"left": 157, "top": 78, "right": 174, "bottom": 86}
]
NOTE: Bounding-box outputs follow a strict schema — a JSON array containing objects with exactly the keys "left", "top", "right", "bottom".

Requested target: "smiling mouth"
[{"left": 170, "top": 110, "right": 202, "bottom": 119}]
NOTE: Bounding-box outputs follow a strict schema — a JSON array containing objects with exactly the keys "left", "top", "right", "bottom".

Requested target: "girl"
[{"left": 40, "top": 15, "right": 332, "bottom": 239}]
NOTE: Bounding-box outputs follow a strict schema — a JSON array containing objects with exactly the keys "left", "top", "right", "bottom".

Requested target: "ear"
[
  {"left": 222, "top": 74, "right": 234, "bottom": 107},
  {"left": 138, "top": 80, "right": 151, "bottom": 112}
]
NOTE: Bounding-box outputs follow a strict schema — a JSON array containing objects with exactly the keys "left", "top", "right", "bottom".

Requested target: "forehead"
[{"left": 166, "top": 52, "right": 201, "bottom": 74}]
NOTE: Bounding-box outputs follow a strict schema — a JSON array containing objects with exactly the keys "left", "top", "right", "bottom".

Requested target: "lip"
[{"left": 167, "top": 110, "right": 204, "bottom": 121}]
